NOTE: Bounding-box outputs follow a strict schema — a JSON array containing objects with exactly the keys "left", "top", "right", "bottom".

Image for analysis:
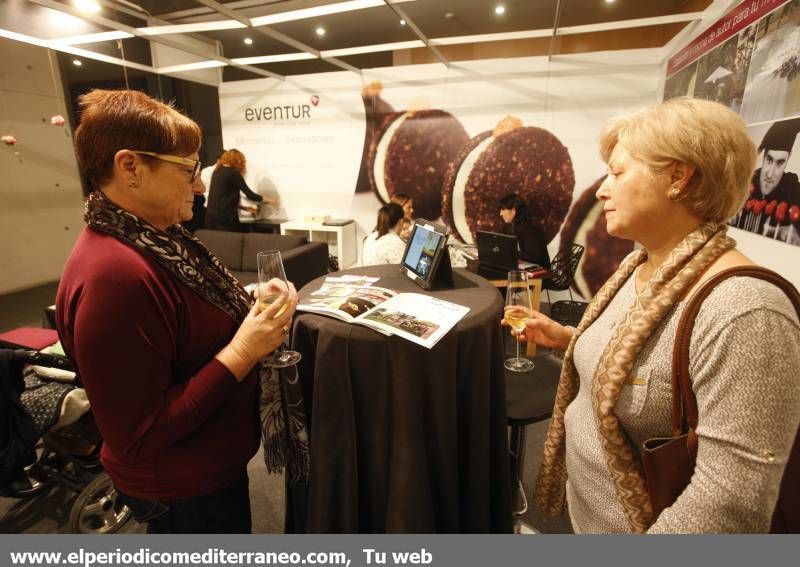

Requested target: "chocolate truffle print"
[
  {"left": 368, "top": 108, "right": 469, "bottom": 221},
  {"left": 441, "top": 116, "right": 574, "bottom": 243},
  {"left": 559, "top": 176, "right": 634, "bottom": 298},
  {"left": 356, "top": 82, "right": 395, "bottom": 193}
]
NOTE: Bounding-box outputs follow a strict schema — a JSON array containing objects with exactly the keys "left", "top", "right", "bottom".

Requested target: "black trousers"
[{"left": 118, "top": 472, "right": 252, "bottom": 534}]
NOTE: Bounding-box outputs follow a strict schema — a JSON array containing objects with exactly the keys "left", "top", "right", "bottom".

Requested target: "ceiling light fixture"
[
  {"left": 72, "top": 59, "right": 82, "bottom": 66},
  {"left": 322, "top": 40, "right": 424, "bottom": 58},
  {"left": 400, "top": 19, "right": 406, "bottom": 26},
  {"left": 316, "top": 27, "right": 326, "bottom": 36},
  {"left": 60, "top": 1, "right": 416, "bottom": 38},
  {"left": 250, "top": 0, "right": 416, "bottom": 27},
  {"left": 233, "top": 53, "right": 317, "bottom": 65},
  {"left": 52, "top": 31, "right": 133, "bottom": 46},
  {"left": 495, "top": 5, "right": 506, "bottom": 15},
  {"left": 430, "top": 12, "right": 702, "bottom": 46},
  {"left": 244, "top": 37, "right": 253, "bottom": 45},
  {"left": 139, "top": 21, "right": 246, "bottom": 36},
  {"left": 0, "top": 29, "right": 155, "bottom": 73},
  {"left": 605, "top": 0, "right": 616, "bottom": 4},
  {"left": 74, "top": 0, "right": 101, "bottom": 14},
  {"left": 157, "top": 61, "right": 227, "bottom": 74}
]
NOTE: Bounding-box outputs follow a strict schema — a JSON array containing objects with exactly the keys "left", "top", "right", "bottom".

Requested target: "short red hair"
[
  {"left": 74, "top": 89, "right": 202, "bottom": 190},
  {"left": 216, "top": 149, "right": 246, "bottom": 173}
]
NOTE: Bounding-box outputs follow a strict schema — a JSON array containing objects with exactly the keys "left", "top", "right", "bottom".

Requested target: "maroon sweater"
[{"left": 56, "top": 228, "right": 259, "bottom": 500}]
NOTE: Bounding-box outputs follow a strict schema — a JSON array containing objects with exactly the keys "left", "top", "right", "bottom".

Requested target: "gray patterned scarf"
[{"left": 85, "top": 190, "right": 309, "bottom": 482}]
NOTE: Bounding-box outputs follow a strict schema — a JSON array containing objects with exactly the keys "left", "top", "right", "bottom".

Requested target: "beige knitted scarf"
[{"left": 533, "top": 221, "right": 736, "bottom": 533}]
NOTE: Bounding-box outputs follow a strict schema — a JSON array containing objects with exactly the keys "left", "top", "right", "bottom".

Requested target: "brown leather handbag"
[{"left": 640, "top": 266, "right": 800, "bottom": 533}]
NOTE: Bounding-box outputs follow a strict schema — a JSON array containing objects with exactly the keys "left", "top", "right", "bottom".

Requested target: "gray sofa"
[{"left": 195, "top": 229, "right": 329, "bottom": 290}]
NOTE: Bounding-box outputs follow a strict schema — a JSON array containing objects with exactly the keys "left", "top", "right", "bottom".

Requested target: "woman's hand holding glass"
[
  {"left": 255, "top": 277, "right": 297, "bottom": 318},
  {"left": 217, "top": 281, "right": 298, "bottom": 380},
  {"left": 503, "top": 271, "right": 535, "bottom": 372},
  {"left": 502, "top": 310, "right": 574, "bottom": 351}
]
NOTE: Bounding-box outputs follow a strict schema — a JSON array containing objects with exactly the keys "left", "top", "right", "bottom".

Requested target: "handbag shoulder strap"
[{"left": 671, "top": 266, "right": 800, "bottom": 442}]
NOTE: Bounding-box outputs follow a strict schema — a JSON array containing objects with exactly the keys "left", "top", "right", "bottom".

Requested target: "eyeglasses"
[{"left": 133, "top": 151, "right": 201, "bottom": 182}]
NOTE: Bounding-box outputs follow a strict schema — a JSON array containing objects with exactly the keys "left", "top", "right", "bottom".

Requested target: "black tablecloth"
[{"left": 285, "top": 265, "right": 512, "bottom": 533}]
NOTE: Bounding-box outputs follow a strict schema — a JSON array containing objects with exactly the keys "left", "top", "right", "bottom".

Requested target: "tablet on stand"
[{"left": 400, "top": 219, "right": 453, "bottom": 290}]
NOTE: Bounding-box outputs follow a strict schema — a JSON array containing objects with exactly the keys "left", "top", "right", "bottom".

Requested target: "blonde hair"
[{"left": 599, "top": 97, "right": 756, "bottom": 222}]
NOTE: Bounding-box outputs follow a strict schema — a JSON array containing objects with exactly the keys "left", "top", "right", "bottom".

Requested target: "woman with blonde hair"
[
  {"left": 206, "top": 149, "right": 276, "bottom": 232},
  {"left": 511, "top": 97, "right": 800, "bottom": 533}
]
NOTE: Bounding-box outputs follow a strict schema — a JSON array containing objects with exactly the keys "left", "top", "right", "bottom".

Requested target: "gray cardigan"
[{"left": 564, "top": 273, "right": 800, "bottom": 533}]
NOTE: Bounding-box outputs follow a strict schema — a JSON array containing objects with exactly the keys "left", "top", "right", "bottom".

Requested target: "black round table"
[{"left": 285, "top": 265, "right": 512, "bottom": 533}]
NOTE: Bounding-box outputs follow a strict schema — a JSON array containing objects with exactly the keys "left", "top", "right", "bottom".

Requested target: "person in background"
[
  {"left": 56, "top": 90, "right": 299, "bottom": 533},
  {"left": 206, "top": 149, "right": 277, "bottom": 232},
  {"left": 182, "top": 178, "right": 207, "bottom": 233},
  {"left": 508, "top": 97, "right": 800, "bottom": 533},
  {"left": 390, "top": 192, "right": 415, "bottom": 240},
  {"left": 199, "top": 150, "right": 222, "bottom": 200},
  {"left": 499, "top": 193, "right": 550, "bottom": 267},
  {"left": 362, "top": 202, "right": 406, "bottom": 265},
  {"left": 182, "top": 151, "right": 224, "bottom": 233}
]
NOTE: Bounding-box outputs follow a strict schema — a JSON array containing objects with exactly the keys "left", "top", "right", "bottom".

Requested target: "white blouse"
[{"left": 362, "top": 231, "right": 406, "bottom": 266}]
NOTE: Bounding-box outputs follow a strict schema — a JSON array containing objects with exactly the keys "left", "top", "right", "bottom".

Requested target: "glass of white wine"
[
  {"left": 504, "top": 270, "right": 534, "bottom": 372},
  {"left": 257, "top": 250, "right": 301, "bottom": 368}
]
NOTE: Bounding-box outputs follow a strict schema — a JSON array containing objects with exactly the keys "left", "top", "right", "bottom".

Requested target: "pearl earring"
[{"left": 668, "top": 188, "right": 680, "bottom": 200}]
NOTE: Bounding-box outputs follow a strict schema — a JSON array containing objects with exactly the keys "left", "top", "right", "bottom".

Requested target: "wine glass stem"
[{"left": 516, "top": 333, "right": 520, "bottom": 361}]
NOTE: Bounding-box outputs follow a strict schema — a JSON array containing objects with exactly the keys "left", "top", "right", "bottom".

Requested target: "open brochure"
[{"left": 298, "top": 276, "right": 470, "bottom": 349}]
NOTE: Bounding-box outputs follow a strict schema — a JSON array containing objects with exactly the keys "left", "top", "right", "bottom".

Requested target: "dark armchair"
[{"left": 195, "top": 229, "right": 329, "bottom": 290}]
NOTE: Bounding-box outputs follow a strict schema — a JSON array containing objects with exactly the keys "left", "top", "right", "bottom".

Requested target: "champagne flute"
[
  {"left": 504, "top": 270, "right": 534, "bottom": 372},
  {"left": 257, "top": 250, "right": 301, "bottom": 368}
]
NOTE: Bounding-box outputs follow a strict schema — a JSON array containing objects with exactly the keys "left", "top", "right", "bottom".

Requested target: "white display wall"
[{"left": 219, "top": 49, "right": 663, "bottom": 279}]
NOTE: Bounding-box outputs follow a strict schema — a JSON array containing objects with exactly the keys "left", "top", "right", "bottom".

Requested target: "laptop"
[
  {"left": 476, "top": 230, "right": 541, "bottom": 279},
  {"left": 476, "top": 230, "right": 519, "bottom": 279}
]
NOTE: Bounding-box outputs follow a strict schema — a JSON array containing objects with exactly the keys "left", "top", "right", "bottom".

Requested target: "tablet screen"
[{"left": 403, "top": 223, "right": 445, "bottom": 279}]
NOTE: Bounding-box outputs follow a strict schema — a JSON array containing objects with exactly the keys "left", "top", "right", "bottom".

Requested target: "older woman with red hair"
[{"left": 56, "top": 90, "right": 299, "bottom": 533}]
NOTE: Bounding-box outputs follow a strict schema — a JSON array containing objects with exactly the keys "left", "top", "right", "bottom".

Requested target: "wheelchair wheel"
[{"left": 68, "top": 472, "right": 131, "bottom": 534}]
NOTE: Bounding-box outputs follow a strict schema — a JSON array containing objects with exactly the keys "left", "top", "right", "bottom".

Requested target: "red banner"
[{"left": 666, "top": 0, "right": 790, "bottom": 77}]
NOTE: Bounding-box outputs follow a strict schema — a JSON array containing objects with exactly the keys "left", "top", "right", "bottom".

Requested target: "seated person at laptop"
[
  {"left": 499, "top": 193, "right": 550, "bottom": 268},
  {"left": 362, "top": 203, "right": 406, "bottom": 265}
]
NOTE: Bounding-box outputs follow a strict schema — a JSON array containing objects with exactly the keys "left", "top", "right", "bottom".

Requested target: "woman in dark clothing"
[
  {"left": 206, "top": 149, "right": 275, "bottom": 232},
  {"left": 499, "top": 193, "right": 551, "bottom": 267},
  {"left": 182, "top": 192, "right": 206, "bottom": 233}
]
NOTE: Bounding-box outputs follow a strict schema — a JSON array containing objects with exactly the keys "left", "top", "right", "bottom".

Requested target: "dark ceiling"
[{"left": 3, "top": 0, "right": 709, "bottom": 81}]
